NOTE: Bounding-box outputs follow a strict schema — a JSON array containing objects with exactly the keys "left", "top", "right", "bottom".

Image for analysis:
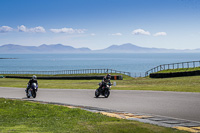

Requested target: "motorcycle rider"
[
  {"left": 25, "top": 75, "right": 38, "bottom": 94},
  {"left": 105, "top": 74, "right": 111, "bottom": 84},
  {"left": 99, "top": 74, "right": 111, "bottom": 90}
]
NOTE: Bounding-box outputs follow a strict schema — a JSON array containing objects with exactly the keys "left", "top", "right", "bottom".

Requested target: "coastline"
[{"left": 0, "top": 58, "right": 17, "bottom": 59}]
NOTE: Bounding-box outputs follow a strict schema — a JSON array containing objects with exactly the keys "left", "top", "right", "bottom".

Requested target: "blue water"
[{"left": 0, "top": 53, "right": 200, "bottom": 76}]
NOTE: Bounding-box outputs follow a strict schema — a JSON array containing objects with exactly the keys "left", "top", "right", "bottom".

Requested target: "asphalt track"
[{"left": 1, "top": 87, "right": 200, "bottom": 122}]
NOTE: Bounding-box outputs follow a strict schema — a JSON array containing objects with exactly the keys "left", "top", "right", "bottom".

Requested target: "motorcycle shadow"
[
  {"left": 94, "top": 96, "right": 107, "bottom": 99},
  {"left": 22, "top": 97, "right": 34, "bottom": 99}
]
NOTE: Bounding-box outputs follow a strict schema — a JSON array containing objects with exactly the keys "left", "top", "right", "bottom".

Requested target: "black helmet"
[{"left": 106, "top": 74, "right": 111, "bottom": 79}]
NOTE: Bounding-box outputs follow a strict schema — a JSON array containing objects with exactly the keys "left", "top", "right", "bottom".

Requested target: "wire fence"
[
  {"left": 0, "top": 68, "right": 131, "bottom": 77},
  {"left": 145, "top": 60, "right": 200, "bottom": 76}
]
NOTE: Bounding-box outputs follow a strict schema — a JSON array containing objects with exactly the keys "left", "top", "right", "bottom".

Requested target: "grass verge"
[
  {"left": 0, "top": 73, "right": 200, "bottom": 92},
  {"left": 0, "top": 98, "right": 186, "bottom": 133},
  {"left": 156, "top": 67, "right": 200, "bottom": 73}
]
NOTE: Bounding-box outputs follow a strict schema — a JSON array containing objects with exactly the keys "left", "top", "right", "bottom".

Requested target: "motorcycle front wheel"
[
  {"left": 32, "top": 91, "right": 36, "bottom": 98},
  {"left": 104, "top": 90, "right": 110, "bottom": 98},
  {"left": 95, "top": 89, "right": 100, "bottom": 98}
]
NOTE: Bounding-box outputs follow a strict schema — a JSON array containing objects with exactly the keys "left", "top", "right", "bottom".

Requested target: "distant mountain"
[
  {"left": 97, "top": 43, "right": 189, "bottom": 53},
  {"left": 0, "top": 43, "right": 200, "bottom": 53},
  {"left": 0, "top": 44, "right": 91, "bottom": 53}
]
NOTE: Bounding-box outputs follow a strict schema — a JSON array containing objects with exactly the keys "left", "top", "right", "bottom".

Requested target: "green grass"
[
  {"left": 156, "top": 67, "right": 200, "bottom": 73},
  {"left": 0, "top": 98, "right": 186, "bottom": 133},
  {"left": 1, "top": 74, "right": 200, "bottom": 92}
]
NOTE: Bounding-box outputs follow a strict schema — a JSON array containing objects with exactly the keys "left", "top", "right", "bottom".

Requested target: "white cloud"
[
  {"left": 91, "top": 33, "right": 96, "bottom": 36},
  {"left": 50, "top": 27, "right": 86, "bottom": 34},
  {"left": 0, "top": 26, "right": 13, "bottom": 33},
  {"left": 18, "top": 25, "right": 27, "bottom": 32},
  {"left": 29, "top": 26, "right": 46, "bottom": 33},
  {"left": 111, "top": 33, "right": 122, "bottom": 36},
  {"left": 153, "top": 32, "right": 167, "bottom": 36},
  {"left": 132, "top": 29, "right": 150, "bottom": 35},
  {"left": 18, "top": 25, "right": 46, "bottom": 33}
]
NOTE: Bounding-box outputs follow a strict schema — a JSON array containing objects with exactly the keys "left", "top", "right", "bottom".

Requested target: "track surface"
[{"left": 1, "top": 87, "right": 200, "bottom": 122}]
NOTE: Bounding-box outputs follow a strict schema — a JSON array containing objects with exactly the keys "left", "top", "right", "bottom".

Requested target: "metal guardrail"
[
  {"left": 0, "top": 69, "right": 131, "bottom": 77},
  {"left": 131, "top": 72, "right": 145, "bottom": 78},
  {"left": 145, "top": 60, "right": 200, "bottom": 76}
]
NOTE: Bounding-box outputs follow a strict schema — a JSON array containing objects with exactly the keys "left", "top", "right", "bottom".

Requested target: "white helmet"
[{"left": 32, "top": 75, "right": 37, "bottom": 79}]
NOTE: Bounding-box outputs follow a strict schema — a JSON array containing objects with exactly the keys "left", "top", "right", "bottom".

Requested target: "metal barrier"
[
  {"left": 145, "top": 61, "right": 200, "bottom": 76},
  {"left": 5, "top": 75, "right": 123, "bottom": 80},
  {"left": 0, "top": 69, "right": 131, "bottom": 77},
  {"left": 131, "top": 72, "right": 145, "bottom": 78}
]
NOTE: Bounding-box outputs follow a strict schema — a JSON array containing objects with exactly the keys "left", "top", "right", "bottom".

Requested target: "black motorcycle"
[
  {"left": 95, "top": 82, "right": 111, "bottom": 98},
  {"left": 26, "top": 83, "right": 37, "bottom": 98}
]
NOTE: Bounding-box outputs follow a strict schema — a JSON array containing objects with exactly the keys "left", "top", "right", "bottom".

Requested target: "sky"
[{"left": 1, "top": 0, "right": 200, "bottom": 50}]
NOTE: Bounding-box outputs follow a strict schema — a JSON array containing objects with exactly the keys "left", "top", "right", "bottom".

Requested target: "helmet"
[
  {"left": 32, "top": 75, "right": 37, "bottom": 79},
  {"left": 106, "top": 74, "right": 111, "bottom": 79}
]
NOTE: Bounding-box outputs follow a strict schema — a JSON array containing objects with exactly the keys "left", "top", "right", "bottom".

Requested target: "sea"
[{"left": 0, "top": 53, "right": 200, "bottom": 77}]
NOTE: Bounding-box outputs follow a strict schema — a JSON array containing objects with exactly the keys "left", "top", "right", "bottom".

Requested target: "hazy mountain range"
[{"left": 0, "top": 43, "right": 199, "bottom": 53}]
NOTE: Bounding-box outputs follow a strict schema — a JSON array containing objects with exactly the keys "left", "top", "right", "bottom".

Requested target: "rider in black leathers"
[
  {"left": 99, "top": 74, "right": 111, "bottom": 90},
  {"left": 25, "top": 75, "right": 38, "bottom": 93}
]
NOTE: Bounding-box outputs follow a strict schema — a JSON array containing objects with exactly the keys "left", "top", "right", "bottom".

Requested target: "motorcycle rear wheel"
[
  {"left": 27, "top": 89, "right": 31, "bottom": 98},
  {"left": 26, "top": 93, "right": 30, "bottom": 98}
]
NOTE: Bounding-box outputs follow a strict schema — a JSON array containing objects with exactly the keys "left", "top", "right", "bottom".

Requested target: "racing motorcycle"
[
  {"left": 95, "top": 82, "right": 112, "bottom": 98},
  {"left": 26, "top": 83, "right": 37, "bottom": 98}
]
